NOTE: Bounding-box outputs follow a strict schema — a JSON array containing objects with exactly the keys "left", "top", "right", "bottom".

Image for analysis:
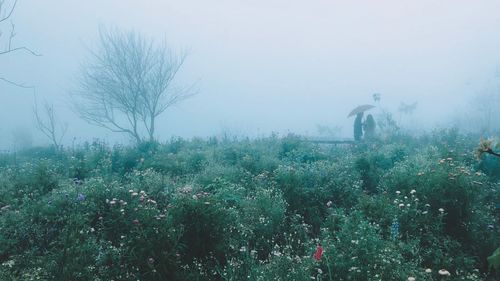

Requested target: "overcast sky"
[{"left": 1, "top": 0, "right": 500, "bottom": 148}]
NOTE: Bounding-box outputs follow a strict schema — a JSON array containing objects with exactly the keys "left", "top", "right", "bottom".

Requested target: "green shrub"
[
  {"left": 0, "top": 133, "right": 497, "bottom": 280},
  {"left": 170, "top": 193, "right": 238, "bottom": 266}
]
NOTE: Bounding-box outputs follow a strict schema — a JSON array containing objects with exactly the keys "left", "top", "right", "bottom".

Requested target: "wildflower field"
[{"left": 0, "top": 131, "right": 498, "bottom": 280}]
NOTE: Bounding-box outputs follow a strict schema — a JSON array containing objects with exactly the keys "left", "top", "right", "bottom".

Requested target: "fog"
[{"left": 2, "top": 0, "right": 500, "bottom": 149}]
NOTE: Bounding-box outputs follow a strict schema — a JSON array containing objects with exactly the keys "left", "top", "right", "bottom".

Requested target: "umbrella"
[{"left": 347, "top": 104, "right": 375, "bottom": 117}]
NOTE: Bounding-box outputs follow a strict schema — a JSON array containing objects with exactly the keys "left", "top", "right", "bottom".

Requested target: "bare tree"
[
  {"left": 0, "top": 0, "right": 40, "bottom": 87},
  {"left": 74, "top": 27, "right": 195, "bottom": 143},
  {"left": 34, "top": 99, "right": 68, "bottom": 149}
]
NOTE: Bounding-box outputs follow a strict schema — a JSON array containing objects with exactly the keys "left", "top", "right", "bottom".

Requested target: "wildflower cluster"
[{"left": 0, "top": 133, "right": 496, "bottom": 280}]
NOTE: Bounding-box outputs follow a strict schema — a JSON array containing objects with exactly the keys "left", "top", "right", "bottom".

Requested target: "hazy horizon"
[{"left": 2, "top": 0, "right": 500, "bottom": 149}]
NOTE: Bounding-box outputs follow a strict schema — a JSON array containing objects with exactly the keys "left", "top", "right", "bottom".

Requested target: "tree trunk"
[{"left": 149, "top": 116, "right": 155, "bottom": 142}]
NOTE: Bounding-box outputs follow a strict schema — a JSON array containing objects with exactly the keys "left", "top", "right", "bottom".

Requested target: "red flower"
[{"left": 313, "top": 245, "right": 323, "bottom": 261}]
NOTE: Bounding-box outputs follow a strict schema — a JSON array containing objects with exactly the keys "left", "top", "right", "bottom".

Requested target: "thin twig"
[
  {"left": 0, "top": 46, "right": 41, "bottom": 56},
  {"left": 0, "top": 0, "right": 17, "bottom": 23},
  {"left": 0, "top": 76, "right": 33, "bottom": 88}
]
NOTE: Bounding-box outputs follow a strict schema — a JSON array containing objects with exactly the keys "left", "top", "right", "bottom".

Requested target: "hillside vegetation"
[{"left": 0, "top": 131, "right": 498, "bottom": 280}]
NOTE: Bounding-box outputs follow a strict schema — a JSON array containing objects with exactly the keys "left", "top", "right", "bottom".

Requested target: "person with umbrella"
[
  {"left": 354, "top": 112, "right": 364, "bottom": 141},
  {"left": 348, "top": 104, "right": 375, "bottom": 141},
  {"left": 364, "top": 114, "right": 376, "bottom": 139}
]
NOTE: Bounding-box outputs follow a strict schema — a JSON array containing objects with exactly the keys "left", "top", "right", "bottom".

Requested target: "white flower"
[
  {"left": 410, "top": 189, "right": 416, "bottom": 194},
  {"left": 425, "top": 268, "right": 432, "bottom": 273},
  {"left": 399, "top": 203, "right": 405, "bottom": 207},
  {"left": 396, "top": 191, "right": 401, "bottom": 195},
  {"left": 438, "top": 269, "right": 450, "bottom": 276},
  {"left": 408, "top": 277, "right": 416, "bottom": 281},
  {"left": 438, "top": 208, "right": 444, "bottom": 213}
]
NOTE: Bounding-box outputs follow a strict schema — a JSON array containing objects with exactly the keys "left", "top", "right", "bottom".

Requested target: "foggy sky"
[{"left": 2, "top": 0, "right": 500, "bottom": 148}]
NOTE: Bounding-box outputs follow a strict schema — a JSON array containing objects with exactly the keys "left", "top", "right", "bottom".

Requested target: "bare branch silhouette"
[
  {"left": 74, "top": 27, "right": 196, "bottom": 143},
  {"left": 0, "top": 0, "right": 41, "bottom": 87}
]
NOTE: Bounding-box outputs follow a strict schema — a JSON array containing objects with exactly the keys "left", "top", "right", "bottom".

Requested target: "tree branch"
[
  {"left": 1, "top": 20, "right": 41, "bottom": 56},
  {"left": 33, "top": 97, "right": 67, "bottom": 149},
  {"left": 0, "top": 45, "right": 41, "bottom": 56},
  {"left": 484, "top": 148, "right": 500, "bottom": 157},
  {"left": 0, "top": 76, "right": 33, "bottom": 88},
  {"left": 0, "top": 0, "right": 41, "bottom": 87},
  {"left": 0, "top": 0, "right": 17, "bottom": 23}
]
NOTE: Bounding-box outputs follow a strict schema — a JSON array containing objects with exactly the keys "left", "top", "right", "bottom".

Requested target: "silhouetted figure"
[
  {"left": 354, "top": 112, "right": 363, "bottom": 141},
  {"left": 364, "top": 114, "right": 376, "bottom": 139}
]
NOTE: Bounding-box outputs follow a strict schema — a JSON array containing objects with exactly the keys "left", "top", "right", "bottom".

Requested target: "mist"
[{"left": 2, "top": 0, "right": 500, "bottom": 149}]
